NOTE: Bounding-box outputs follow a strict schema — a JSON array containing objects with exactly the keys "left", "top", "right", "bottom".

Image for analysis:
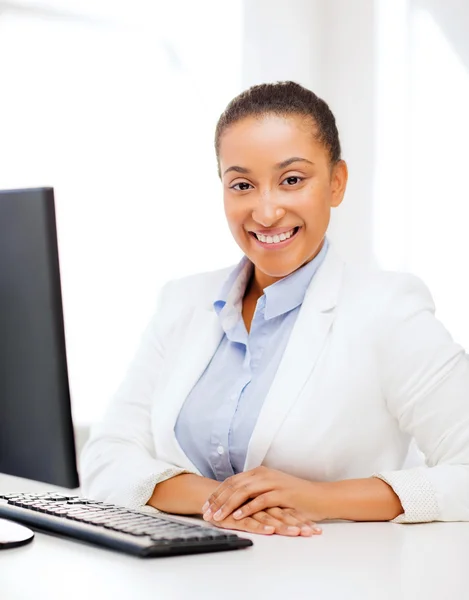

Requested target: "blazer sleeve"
[
  {"left": 80, "top": 281, "right": 198, "bottom": 509},
  {"left": 373, "top": 274, "right": 469, "bottom": 523}
]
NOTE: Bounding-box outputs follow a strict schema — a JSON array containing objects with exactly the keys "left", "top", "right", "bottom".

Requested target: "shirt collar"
[
  {"left": 213, "top": 256, "right": 252, "bottom": 322},
  {"left": 263, "top": 237, "right": 329, "bottom": 319},
  {"left": 214, "top": 238, "right": 329, "bottom": 326}
]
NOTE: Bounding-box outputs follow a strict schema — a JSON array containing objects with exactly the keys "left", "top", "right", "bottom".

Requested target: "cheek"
[
  {"left": 296, "top": 184, "right": 331, "bottom": 217},
  {"left": 223, "top": 204, "right": 246, "bottom": 243},
  {"left": 224, "top": 196, "right": 247, "bottom": 226}
]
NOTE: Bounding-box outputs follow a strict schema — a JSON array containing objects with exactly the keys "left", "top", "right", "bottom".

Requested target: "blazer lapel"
[
  {"left": 157, "top": 305, "right": 224, "bottom": 471},
  {"left": 244, "top": 247, "right": 345, "bottom": 470}
]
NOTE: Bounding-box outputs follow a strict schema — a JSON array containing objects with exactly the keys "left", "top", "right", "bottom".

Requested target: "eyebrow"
[
  {"left": 223, "top": 156, "right": 314, "bottom": 177},
  {"left": 276, "top": 156, "right": 314, "bottom": 169},
  {"left": 223, "top": 165, "right": 251, "bottom": 176}
]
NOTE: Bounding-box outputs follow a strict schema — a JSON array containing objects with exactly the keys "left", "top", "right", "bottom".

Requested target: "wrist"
[
  {"left": 308, "top": 478, "right": 404, "bottom": 522},
  {"left": 195, "top": 478, "right": 220, "bottom": 515},
  {"left": 302, "top": 480, "right": 332, "bottom": 521},
  {"left": 148, "top": 474, "right": 219, "bottom": 515}
]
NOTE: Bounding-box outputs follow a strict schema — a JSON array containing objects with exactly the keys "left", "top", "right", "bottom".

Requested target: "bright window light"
[{"left": 0, "top": 1, "right": 243, "bottom": 425}]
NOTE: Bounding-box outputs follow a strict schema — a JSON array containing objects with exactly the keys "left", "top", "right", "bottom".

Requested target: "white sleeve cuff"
[
  {"left": 127, "top": 466, "right": 196, "bottom": 510},
  {"left": 373, "top": 468, "right": 440, "bottom": 523}
]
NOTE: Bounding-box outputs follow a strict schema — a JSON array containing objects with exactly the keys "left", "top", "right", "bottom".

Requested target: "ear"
[{"left": 329, "top": 160, "right": 348, "bottom": 208}]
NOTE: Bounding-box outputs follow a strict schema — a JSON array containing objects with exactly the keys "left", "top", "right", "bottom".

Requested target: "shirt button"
[{"left": 217, "top": 445, "right": 225, "bottom": 455}]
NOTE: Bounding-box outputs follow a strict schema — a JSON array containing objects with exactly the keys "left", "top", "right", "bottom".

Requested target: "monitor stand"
[{"left": 0, "top": 518, "right": 35, "bottom": 549}]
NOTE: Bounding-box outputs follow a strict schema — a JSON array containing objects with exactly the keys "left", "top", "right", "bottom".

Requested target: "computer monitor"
[{"left": 0, "top": 187, "right": 79, "bottom": 490}]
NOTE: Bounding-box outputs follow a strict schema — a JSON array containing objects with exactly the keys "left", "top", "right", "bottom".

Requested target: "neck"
[
  {"left": 247, "top": 271, "right": 278, "bottom": 300},
  {"left": 248, "top": 238, "right": 326, "bottom": 299}
]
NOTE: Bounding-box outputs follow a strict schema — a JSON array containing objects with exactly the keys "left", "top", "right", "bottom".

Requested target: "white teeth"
[{"left": 255, "top": 227, "right": 296, "bottom": 244}]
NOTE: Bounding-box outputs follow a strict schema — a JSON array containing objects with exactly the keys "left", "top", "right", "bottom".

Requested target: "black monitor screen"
[{"left": 0, "top": 187, "right": 79, "bottom": 488}]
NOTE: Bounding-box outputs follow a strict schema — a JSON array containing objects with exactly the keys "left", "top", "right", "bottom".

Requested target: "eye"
[
  {"left": 281, "top": 176, "right": 303, "bottom": 186},
  {"left": 230, "top": 182, "right": 253, "bottom": 191}
]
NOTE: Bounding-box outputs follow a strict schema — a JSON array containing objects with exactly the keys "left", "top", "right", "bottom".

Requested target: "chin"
[
  {"left": 259, "top": 267, "right": 297, "bottom": 279},
  {"left": 254, "top": 257, "right": 303, "bottom": 279}
]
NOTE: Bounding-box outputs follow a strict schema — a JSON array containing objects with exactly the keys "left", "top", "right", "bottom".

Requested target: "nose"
[{"left": 252, "top": 191, "right": 286, "bottom": 227}]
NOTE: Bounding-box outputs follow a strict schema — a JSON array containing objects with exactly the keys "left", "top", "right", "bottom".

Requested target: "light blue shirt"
[{"left": 175, "top": 239, "right": 329, "bottom": 481}]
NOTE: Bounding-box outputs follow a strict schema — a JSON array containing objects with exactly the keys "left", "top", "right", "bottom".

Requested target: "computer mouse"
[{"left": 0, "top": 518, "right": 35, "bottom": 549}]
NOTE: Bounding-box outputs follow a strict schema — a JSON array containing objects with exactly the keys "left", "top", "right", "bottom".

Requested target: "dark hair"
[{"left": 215, "top": 81, "right": 342, "bottom": 169}]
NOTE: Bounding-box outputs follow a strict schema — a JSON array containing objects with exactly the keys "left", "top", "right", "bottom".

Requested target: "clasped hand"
[{"left": 201, "top": 466, "right": 323, "bottom": 537}]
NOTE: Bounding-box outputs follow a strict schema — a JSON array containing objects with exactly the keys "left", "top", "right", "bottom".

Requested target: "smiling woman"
[
  {"left": 81, "top": 81, "right": 469, "bottom": 538},
  {"left": 219, "top": 118, "right": 346, "bottom": 302}
]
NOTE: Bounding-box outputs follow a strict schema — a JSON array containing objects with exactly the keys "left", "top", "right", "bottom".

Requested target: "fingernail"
[
  {"left": 264, "top": 525, "right": 275, "bottom": 533},
  {"left": 287, "top": 526, "right": 301, "bottom": 534},
  {"left": 313, "top": 526, "right": 322, "bottom": 534},
  {"left": 233, "top": 510, "right": 243, "bottom": 519},
  {"left": 202, "top": 502, "right": 209, "bottom": 512},
  {"left": 203, "top": 510, "right": 212, "bottom": 521},
  {"left": 213, "top": 510, "right": 222, "bottom": 521},
  {"left": 301, "top": 526, "right": 313, "bottom": 535}
]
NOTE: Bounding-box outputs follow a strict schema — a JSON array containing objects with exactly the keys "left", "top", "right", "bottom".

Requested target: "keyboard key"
[{"left": 0, "top": 491, "right": 253, "bottom": 556}]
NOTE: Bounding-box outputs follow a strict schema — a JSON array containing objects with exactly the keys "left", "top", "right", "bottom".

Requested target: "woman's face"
[{"left": 219, "top": 114, "right": 348, "bottom": 290}]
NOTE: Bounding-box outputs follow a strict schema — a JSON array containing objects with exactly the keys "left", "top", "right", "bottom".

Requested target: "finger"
[
  {"left": 209, "top": 482, "right": 275, "bottom": 522},
  {"left": 252, "top": 510, "right": 302, "bottom": 537},
  {"left": 235, "top": 499, "right": 323, "bottom": 535},
  {"left": 231, "top": 491, "right": 279, "bottom": 519},
  {"left": 202, "top": 473, "right": 252, "bottom": 515},
  {"left": 267, "top": 507, "right": 315, "bottom": 528},
  {"left": 266, "top": 508, "right": 322, "bottom": 536},
  {"left": 267, "top": 507, "right": 304, "bottom": 526},
  {"left": 212, "top": 515, "right": 275, "bottom": 536},
  {"left": 202, "top": 478, "right": 234, "bottom": 511},
  {"left": 203, "top": 468, "right": 266, "bottom": 514},
  {"left": 202, "top": 481, "right": 236, "bottom": 519},
  {"left": 286, "top": 510, "right": 322, "bottom": 535},
  {"left": 205, "top": 483, "right": 254, "bottom": 521}
]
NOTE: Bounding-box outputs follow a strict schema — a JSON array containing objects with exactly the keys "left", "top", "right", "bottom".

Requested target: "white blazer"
[{"left": 81, "top": 245, "right": 469, "bottom": 523}]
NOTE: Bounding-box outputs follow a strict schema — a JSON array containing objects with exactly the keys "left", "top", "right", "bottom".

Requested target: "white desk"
[{"left": 1, "top": 473, "right": 468, "bottom": 600}]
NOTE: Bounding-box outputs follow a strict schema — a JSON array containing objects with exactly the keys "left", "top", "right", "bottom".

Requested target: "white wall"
[
  {"left": 242, "top": 0, "right": 322, "bottom": 88},
  {"left": 242, "top": 0, "right": 377, "bottom": 266},
  {"left": 242, "top": 0, "right": 469, "bottom": 348},
  {"left": 406, "top": 0, "right": 469, "bottom": 348},
  {"left": 0, "top": 0, "right": 243, "bottom": 425},
  {"left": 2, "top": 0, "right": 469, "bottom": 426}
]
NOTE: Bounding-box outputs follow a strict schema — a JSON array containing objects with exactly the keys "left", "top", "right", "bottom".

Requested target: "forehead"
[{"left": 218, "top": 114, "right": 326, "bottom": 170}]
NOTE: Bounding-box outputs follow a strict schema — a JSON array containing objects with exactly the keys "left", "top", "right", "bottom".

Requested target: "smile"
[{"left": 249, "top": 226, "right": 301, "bottom": 248}]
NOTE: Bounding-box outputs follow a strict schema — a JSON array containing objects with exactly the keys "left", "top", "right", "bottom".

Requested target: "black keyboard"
[{"left": 0, "top": 492, "right": 253, "bottom": 557}]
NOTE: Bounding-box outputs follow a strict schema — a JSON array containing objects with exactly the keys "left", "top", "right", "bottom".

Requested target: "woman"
[{"left": 81, "top": 81, "right": 469, "bottom": 537}]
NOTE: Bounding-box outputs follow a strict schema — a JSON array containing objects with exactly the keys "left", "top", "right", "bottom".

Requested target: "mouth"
[{"left": 248, "top": 226, "right": 301, "bottom": 247}]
